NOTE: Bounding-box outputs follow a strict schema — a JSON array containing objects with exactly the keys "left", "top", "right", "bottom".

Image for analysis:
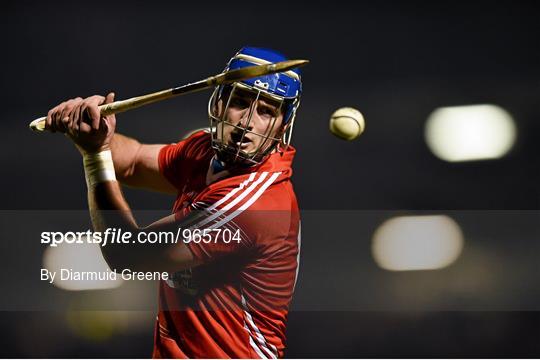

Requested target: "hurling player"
[{"left": 45, "top": 47, "right": 303, "bottom": 359}]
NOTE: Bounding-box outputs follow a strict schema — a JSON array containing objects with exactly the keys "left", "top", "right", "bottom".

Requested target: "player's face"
[{"left": 217, "top": 87, "right": 284, "bottom": 160}]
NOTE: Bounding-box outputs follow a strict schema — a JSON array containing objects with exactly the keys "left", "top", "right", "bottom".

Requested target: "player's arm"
[
  {"left": 46, "top": 93, "right": 198, "bottom": 272},
  {"left": 88, "top": 180, "right": 201, "bottom": 272},
  {"left": 109, "top": 133, "right": 176, "bottom": 194},
  {"left": 45, "top": 94, "right": 177, "bottom": 195}
]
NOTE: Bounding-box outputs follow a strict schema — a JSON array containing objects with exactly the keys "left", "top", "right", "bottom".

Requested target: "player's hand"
[{"left": 45, "top": 93, "right": 117, "bottom": 154}]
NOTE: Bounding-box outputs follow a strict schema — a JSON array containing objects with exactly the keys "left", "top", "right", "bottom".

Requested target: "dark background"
[{"left": 1, "top": 0, "right": 540, "bottom": 357}]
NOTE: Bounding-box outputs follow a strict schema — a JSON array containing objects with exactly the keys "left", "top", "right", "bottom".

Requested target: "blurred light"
[
  {"left": 43, "top": 240, "right": 123, "bottom": 291},
  {"left": 425, "top": 104, "right": 516, "bottom": 162},
  {"left": 65, "top": 310, "right": 153, "bottom": 342},
  {"left": 372, "top": 215, "right": 464, "bottom": 271},
  {"left": 66, "top": 311, "right": 116, "bottom": 342}
]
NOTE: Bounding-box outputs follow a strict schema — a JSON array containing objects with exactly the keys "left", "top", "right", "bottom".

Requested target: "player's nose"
[{"left": 238, "top": 106, "right": 255, "bottom": 130}]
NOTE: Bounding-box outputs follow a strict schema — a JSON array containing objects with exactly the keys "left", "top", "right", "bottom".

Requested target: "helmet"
[{"left": 208, "top": 47, "right": 302, "bottom": 165}]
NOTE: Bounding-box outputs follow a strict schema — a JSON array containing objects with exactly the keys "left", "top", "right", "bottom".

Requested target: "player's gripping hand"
[{"left": 45, "top": 93, "right": 116, "bottom": 154}]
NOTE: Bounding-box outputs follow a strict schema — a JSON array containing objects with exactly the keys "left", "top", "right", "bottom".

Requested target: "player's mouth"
[{"left": 229, "top": 132, "right": 253, "bottom": 149}]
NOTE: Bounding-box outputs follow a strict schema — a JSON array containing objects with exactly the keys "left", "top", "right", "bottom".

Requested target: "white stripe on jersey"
[
  {"left": 189, "top": 172, "right": 269, "bottom": 230},
  {"left": 207, "top": 172, "right": 257, "bottom": 211},
  {"left": 293, "top": 221, "right": 301, "bottom": 291},
  {"left": 245, "top": 323, "right": 269, "bottom": 359},
  {"left": 241, "top": 294, "right": 278, "bottom": 359},
  {"left": 211, "top": 172, "right": 281, "bottom": 230}
]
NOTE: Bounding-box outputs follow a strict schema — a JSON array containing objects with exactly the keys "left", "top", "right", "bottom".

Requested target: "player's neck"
[{"left": 206, "top": 157, "right": 231, "bottom": 185}]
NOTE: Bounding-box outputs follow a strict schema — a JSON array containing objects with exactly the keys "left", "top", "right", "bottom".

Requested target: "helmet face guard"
[
  {"left": 207, "top": 47, "right": 302, "bottom": 166},
  {"left": 208, "top": 82, "right": 299, "bottom": 165}
]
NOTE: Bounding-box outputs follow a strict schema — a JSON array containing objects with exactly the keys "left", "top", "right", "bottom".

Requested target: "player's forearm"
[
  {"left": 88, "top": 181, "right": 137, "bottom": 231},
  {"left": 88, "top": 181, "right": 197, "bottom": 272},
  {"left": 87, "top": 181, "right": 146, "bottom": 270},
  {"left": 82, "top": 150, "right": 139, "bottom": 267}
]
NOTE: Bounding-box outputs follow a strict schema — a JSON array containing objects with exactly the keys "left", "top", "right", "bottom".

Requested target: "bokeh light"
[
  {"left": 372, "top": 215, "right": 464, "bottom": 271},
  {"left": 43, "top": 240, "right": 123, "bottom": 291},
  {"left": 425, "top": 104, "right": 516, "bottom": 162}
]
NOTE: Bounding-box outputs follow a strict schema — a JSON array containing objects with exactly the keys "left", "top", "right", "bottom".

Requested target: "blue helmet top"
[
  {"left": 226, "top": 47, "right": 302, "bottom": 100},
  {"left": 224, "top": 47, "right": 302, "bottom": 124}
]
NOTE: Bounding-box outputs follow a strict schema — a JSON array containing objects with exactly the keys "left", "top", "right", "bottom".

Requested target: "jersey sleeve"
[
  {"left": 158, "top": 130, "right": 210, "bottom": 190},
  {"left": 158, "top": 140, "right": 189, "bottom": 190}
]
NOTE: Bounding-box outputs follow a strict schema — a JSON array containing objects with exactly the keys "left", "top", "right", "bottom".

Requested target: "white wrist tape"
[{"left": 83, "top": 150, "right": 117, "bottom": 187}]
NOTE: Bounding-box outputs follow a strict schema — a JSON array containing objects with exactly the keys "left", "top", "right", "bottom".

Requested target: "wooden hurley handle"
[{"left": 29, "top": 59, "right": 309, "bottom": 133}]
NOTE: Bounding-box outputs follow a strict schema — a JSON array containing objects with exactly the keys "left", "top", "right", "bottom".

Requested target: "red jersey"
[{"left": 153, "top": 130, "right": 301, "bottom": 359}]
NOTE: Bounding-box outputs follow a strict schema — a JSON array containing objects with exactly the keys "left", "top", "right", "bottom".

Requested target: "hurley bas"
[{"left": 41, "top": 268, "right": 169, "bottom": 284}]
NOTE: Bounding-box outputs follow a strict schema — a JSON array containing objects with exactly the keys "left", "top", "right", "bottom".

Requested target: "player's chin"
[{"left": 236, "top": 147, "right": 266, "bottom": 165}]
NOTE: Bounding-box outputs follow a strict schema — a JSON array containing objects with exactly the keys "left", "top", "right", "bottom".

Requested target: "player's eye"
[
  {"left": 258, "top": 106, "right": 277, "bottom": 120},
  {"left": 229, "top": 97, "right": 250, "bottom": 109}
]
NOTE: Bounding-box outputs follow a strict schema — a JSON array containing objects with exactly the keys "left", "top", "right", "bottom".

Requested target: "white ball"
[{"left": 329, "top": 107, "right": 365, "bottom": 141}]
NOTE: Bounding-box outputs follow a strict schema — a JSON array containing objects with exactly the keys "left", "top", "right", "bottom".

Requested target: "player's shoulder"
[
  {"left": 161, "top": 128, "right": 211, "bottom": 159},
  {"left": 180, "top": 129, "right": 212, "bottom": 158}
]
